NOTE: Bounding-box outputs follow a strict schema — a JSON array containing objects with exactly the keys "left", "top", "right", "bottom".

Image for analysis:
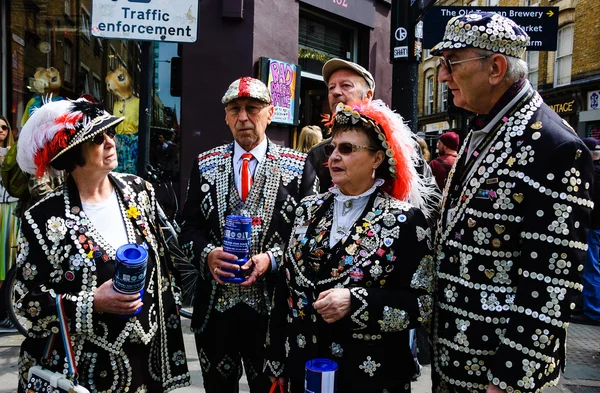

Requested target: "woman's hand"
[
  {"left": 93, "top": 280, "right": 143, "bottom": 314},
  {"left": 314, "top": 288, "right": 351, "bottom": 323},
  {"left": 240, "top": 253, "right": 271, "bottom": 287},
  {"left": 486, "top": 384, "right": 505, "bottom": 393}
]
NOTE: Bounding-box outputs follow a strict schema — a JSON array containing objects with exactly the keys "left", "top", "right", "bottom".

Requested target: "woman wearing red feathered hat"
[
  {"left": 14, "top": 98, "right": 190, "bottom": 392},
  {"left": 265, "top": 100, "right": 437, "bottom": 393}
]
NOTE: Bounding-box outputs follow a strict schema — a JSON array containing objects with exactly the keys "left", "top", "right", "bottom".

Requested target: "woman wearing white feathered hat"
[{"left": 14, "top": 98, "right": 190, "bottom": 392}]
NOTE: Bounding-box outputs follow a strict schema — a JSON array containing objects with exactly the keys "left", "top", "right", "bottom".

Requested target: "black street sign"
[
  {"left": 391, "top": 0, "right": 431, "bottom": 63},
  {"left": 423, "top": 6, "right": 559, "bottom": 52}
]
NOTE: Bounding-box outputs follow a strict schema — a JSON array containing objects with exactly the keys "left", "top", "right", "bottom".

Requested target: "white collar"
[
  {"left": 330, "top": 178, "right": 384, "bottom": 201},
  {"left": 233, "top": 138, "right": 268, "bottom": 164}
]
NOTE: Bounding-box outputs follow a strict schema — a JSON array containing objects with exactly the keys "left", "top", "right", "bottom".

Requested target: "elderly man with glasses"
[
  {"left": 430, "top": 11, "right": 593, "bottom": 393},
  {"left": 180, "top": 77, "right": 317, "bottom": 393}
]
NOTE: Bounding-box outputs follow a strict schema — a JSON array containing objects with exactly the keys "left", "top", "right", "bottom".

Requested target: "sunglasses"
[
  {"left": 437, "top": 56, "right": 489, "bottom": 75},
  {"left": 90, "top": 128, "right": 117, "bottom": 145},
  {"left": 0, "top": 125, "right": 8, "bottom": 131},
  {"left": 324, "top": 142, "right": 376, "bottom": 156}
]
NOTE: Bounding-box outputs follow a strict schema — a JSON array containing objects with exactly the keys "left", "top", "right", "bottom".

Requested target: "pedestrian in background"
[
  {"left": 0, "top": 115, "right": 18, "bottom": 333},
  {"left": 296, "top": 125, "right": 322, "bottom": 153},
  {"left": 572, "top": 137, "right": 600, "bottom": 326},
  {"left": 429, "top": 131, "right": 459, "bottom": 190},
  {"left": 179, "top": 77, "right": 317, "bottom": 393},
  {"left": 416, "top": 137, "right": 431, "bottom": 163},
  {"left": 431, "top": 11, "right": 593, "bottom": 393}
]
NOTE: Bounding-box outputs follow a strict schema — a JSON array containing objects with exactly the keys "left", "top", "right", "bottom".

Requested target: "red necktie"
[{"left": 241, "top": 153, "right": 253, "bottom": 202}]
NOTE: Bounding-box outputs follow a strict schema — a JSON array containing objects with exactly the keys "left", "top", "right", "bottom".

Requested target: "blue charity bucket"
[
  {"left": 305, "top": 358, "right": 338, "bottom": 393},
  {"left": 221, "top": 215, "right": 252, "bottom": 284},
  {"left": 114, "top": 244, "right": 148, "bottom": 316}
]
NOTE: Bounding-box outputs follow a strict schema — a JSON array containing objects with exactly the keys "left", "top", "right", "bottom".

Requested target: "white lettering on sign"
[
  {"left": 415, "top": 21, "right": 423, "bottom": 39},
  {"left": 509, "top": 10, "right": 544, "bottom": 19},
  {"left": 332, "top": 0, "right": 348, "bottom": 8},
  {"left": 394, "top": 46, "right": 408, "bottom": 58},
  {"left": 91, "top": 0, "right": 198, "bottom": 43}
]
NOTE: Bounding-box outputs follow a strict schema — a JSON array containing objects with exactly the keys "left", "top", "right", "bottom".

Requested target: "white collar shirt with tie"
[{"left": 233, "top": 138, "right": 268, "bottom": 199}]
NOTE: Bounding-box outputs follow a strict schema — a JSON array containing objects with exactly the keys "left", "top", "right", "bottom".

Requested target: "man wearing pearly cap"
[
  {"left": 179, "top": 77, "right": 317, "bottom": 392},
  {"left": 431, "top": 11, "right": 593, "bottom": 393}
]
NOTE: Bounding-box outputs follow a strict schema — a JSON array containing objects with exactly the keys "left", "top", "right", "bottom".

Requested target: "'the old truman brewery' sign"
[{"left": 91, "top": 0, "right": 198, "bottom": 43}]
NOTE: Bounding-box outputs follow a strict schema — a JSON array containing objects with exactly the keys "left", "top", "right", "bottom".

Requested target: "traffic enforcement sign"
[
  {"left": 423, "top": 6, "right": 559, "bottom": 52},
  {"left": 91, "top": 0, "right": 199, "bottom": 43}
]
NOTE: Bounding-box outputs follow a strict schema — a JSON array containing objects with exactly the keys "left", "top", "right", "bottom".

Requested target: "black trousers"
[{"left": 195, "top": 304, "right": 271, "bottom": 393}]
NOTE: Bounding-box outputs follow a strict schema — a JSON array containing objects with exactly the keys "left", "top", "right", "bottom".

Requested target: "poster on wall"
[{"left": 259, "top": 57, "right": 301, "bottom": 126}]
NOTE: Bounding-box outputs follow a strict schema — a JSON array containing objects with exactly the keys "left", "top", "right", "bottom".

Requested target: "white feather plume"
[{"left": 17, "top": 99, "right": 76, "bottom": 175}]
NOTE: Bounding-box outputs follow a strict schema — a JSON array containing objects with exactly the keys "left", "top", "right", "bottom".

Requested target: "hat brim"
[
  {"left": 322, "top": 59, "right": 375, "bottom": 90},
  {"left": 430, "top": 41, "right": 466, "bottom": 56},
  {"left": 51, "top": 114, "right": 125, "bottom": 162}
]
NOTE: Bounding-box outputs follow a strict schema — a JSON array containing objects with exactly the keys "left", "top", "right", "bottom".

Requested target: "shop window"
[
  {"left": 555, "top": 24, "right": 573, "bottom": 87},
  {"left": 6, "top": 0, "right": 154, "bottom": 178},
  {"left": 64, "top": 0, "right": 72, "bottom": 17},
  {"left": 93, "top": 75, "right": 102, "bottom": 102},
  {"left": 439, "top": 82, "right": 448, "bottom": 112},
  {"left": 80, "top": 63, "right": 90, "bottom": 94},
  {"left": 298, "top": 13, "right": 356, "bottom": 74},
  {"left": 526, "top": 51, "right": 539, "bottom": 89},
  {"left": 81, "top": 7, "right": 91, "bottom": 42},
  {"left": 109, "top": 46, "right": 117, "bottom": 69},
  {"left": 94, "top": 38, "right": 104, "bottom": 57},
  {"left": 426, "top": 76, "right": 434, "bottom": 115},
  {"left": 64, "top": 39, "right": 73, "bottom": 83}
]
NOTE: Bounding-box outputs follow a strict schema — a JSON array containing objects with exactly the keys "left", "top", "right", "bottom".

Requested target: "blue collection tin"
[
  {"left": 221, "top": 215, "right": 252, "bottom": 284},
  {"left": 114, "top": 244, "right": 148, "bottom": 316},
  {"left": 305, "top": 358, "right": 338, "bottom": 393}
]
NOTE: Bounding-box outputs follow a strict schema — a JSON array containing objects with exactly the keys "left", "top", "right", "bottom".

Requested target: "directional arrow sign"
[{"left": 423, "top": 6, "right": 559, "bottom": 52}]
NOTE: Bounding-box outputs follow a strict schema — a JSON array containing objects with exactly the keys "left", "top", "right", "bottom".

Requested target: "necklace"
[
  {"left": 342, "top": 200, "right": 352, "bottom": 216},
  {"left": 334, "top": 201, "right": 352, "bottom": 241}
]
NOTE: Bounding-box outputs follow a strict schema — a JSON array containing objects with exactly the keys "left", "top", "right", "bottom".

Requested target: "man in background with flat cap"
[
  {"left": 571, "top": 138, "right": 600, "bottom": 326},
  {"left": 430, "top": 131, "right": 460, "bottom": 190},
  {"left": 309, "top": 58, "right": 436, "bottom": 194},
  {"left": 431, "top": 11, "right": 593, "bottom": 393},
  {"left": 307, "top": 58, "right": 375, "bottom": 193},
  {"left": 180, "top": 77, "right": 317, "bottom": 393}
]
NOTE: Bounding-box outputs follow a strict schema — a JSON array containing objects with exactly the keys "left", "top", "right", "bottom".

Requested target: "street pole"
[
  {"left": 392, "top": 62, "right": 419, "bottom": 133},
  {"left": 390, "top": 0, "right": 420, "bottom": 134},
  {"left": 137, "top": 41, "right": 154, "bottom": 176}
]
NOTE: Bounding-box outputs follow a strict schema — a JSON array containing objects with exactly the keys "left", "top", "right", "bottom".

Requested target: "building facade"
[
  {"left": 0, "top": 0, "right": 394, "bottom": 197},
  {"left": 417, "top": 0, "right": 600, "bottom": 155},
  {"left": 179, "top": 0, "right": 394, "bottom": 190}
]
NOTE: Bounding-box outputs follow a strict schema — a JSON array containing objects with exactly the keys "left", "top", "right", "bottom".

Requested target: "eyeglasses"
[
  {"left": 226, "top": 105, "right": 267, "bottom": 116},
  {"left": 438, "top": 56, "right": 489, "bottom": 75},
  {"left": 90, "top": 128, "right": 117, "bottom": 145},
  {"left": 324, "top": 142, "right": 375, "bottom": 156},
  {"left": 0, "top": 125, "right": 8, "bottom": 131}
]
